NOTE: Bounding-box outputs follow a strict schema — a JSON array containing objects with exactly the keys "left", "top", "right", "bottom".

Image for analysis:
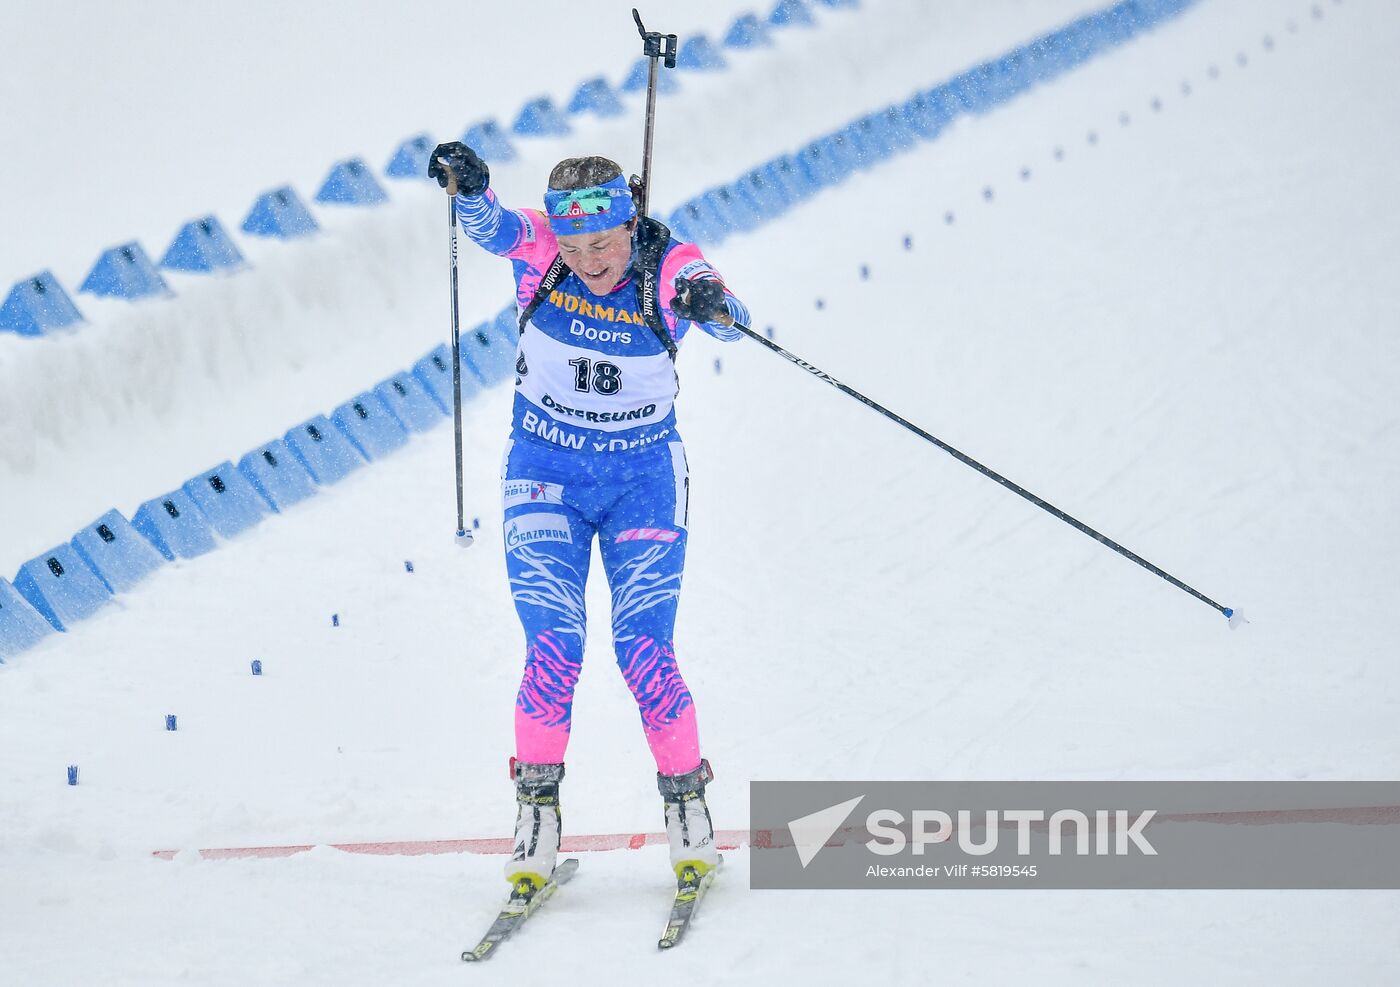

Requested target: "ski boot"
[
  {"left": 658, "top": 758, "right": 718, "bottom": 884},
  {"left": 504, "top": 759, "right": 564, "bottom": 896}
]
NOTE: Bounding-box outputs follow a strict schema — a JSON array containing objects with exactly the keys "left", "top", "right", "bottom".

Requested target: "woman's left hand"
[{"left": 670, "top": 277, "right": 728, "bottom": 323}]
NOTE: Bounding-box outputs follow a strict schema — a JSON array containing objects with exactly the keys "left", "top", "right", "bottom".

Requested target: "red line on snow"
[
  {"left": 152, "top": 829, "right": 753, "bottom": 862},
  {"left": 151, "top": 806, "right": 1400, "bottom": 862},
  {"left": 1154, "top": 805, "right": 1400, "bottom": 826}
]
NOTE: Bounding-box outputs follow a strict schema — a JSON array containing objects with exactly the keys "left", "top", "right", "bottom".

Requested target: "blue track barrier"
[
  {"left": 703, "top": 188, "right": 741, "bottom": 235},
  {"left": 766, "top": 155, "right": 818, "bottom": 201},
  {"left": 852, "top": 111, "right": 893, "bottom": 159},
  {"left": 242, "top": 186, "right": 319, "bottom": 239},
  {"left": 768, "top": 160, "right": 807, "bottom": 205},
  {"left": 865, "top": 111, "right": 902, "bottom": 159},
  {"left": 665, "top": 204, "right": 698, "bottom": 243},
  {"left": 733, "top": 177, "right": 773, "bottom": 222},
  {"left": 984, "top": 55, "right": 1019, "bottom": 107},
  {"left": 984, "top": 54, "right": 1020, "bottom": 105},
  {"left": 513, "top": 97, "right": 571, "bottom": 137},
  {"left": 316, "top": 158, "right": 387, "bottom": 206},
  {"left": 132, "top": 489, "right": 218, "bottom": 561},
  {"left": 412, "top": 343, "right": 481, "bottom": 413},
  {"left": 887, "top": 101, "right": 921, "bottom": 146},
  {"left": 622, "top": 57, "right": 681, "bottom": 94},
  {"left": 724, "top": 13, "right": 772, "bottom": 48},
  {"left": 715, "top": 184, "right": 762, "bottom": 233},
  {"left": 769, "top": 0, "right": 816, "bottom": 28},
  {"left": 1, "top": 271, "right": 83, "bottom": 336},
  {"left": 873, "top": 105, "right": 917, "bottom": 153},
  {"left": 374, "top": 372, "right": 447, "bottom": 434},
  {"left": 825, "top": 131, "right": 862, "bottom": 175},
  {"left": 458, "top": 310, "right": 519, "bottom": 385},
  {"left": 568, "top": 78, "right": 626, "bottom": 117},
  {"left": 13, "top": 544, "right": 113, "bottom": 631},
  {"left": 922, "top": 83, "right": 963, "bottom": 124},
  {"left": 742, "top": 167, "right": 789, "bottom": 216},
  {"left": 492, "top": 305, "right": 521, "bottom": 345},
  {"left": 284, "top": 415, "right": 365, "bottom": 485},
  {"left": 70, "top": 509, "right": 167, "bottom": 594},
  {"left": 696, "top": 191, "right": 737, "bottom": 244},
  {"left": 1064, "top": 19, "right": 1102, "bottom": 66},
  {"left": 842, "top": 120, "right": 883, "bottom": 168},
  {"left": 699, "top": 195, "right": 734, "bottom": 241},
  {"left": 1, "top": 577, "right": 55, "bottom": 658},
  {"left": 947, "top": 68, "right": 986, "bottom": 113},
  {"left": 462, "top": 120, "right": 517, "bottom": 162},
  {"left": 676, "top": 35, "right": 727, "bottom": 71},
  {"left": 797, "top": 140, "right": 841, "bottom": 187},
  {"left": 386, "top": 133, "right": 434, "bottom": 179},
  {"left": 700, "top": 189, "right": 735, "bottom": 236},
  {"left": 182, "top": 462, "right": 271, "bottom": 538},
  {"left": 79, "top": 243, "right": 170, "bottom": 300},
  {"left": 331, "top": 393, "right": 410, "bottom": 461},
  {"left": 160, "top": 216, "right": 246, "bottom": 273},
  {"left": 1042, "top": 26, "right": 1074, "bottom": 69},
  {"left": 670, "top": 199, "right": 710, "bottom": 244},
  {"left": 237, "top": 440, "right": 317, "bottom": 511},
  {"left": 675, "top": 193, "right": 711, "bottom": 243},
  {"left": 899, "top": 92, "right": 944, "bottom": 140}
]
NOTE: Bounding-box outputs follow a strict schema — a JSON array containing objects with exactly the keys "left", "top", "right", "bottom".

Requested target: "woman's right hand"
[{"left": 428, "top": 142, "right": 490, "bottom": 196}]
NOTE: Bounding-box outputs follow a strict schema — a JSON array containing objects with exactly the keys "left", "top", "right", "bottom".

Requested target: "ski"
[
  {"left": 657, "top": 856, "right": 721, "bottom": 951},
  {"left": 461, "top": 857, "right": 580, "bottom": 962}
]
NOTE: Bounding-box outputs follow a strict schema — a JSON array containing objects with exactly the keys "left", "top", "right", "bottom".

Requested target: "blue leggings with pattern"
[{"left": 501, "top": 437, "right": 702, "bottom": 775}]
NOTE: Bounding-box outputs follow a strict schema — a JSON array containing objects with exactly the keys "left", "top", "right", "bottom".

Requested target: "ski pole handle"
[
  {"left": 437, "top": 158, "right": 459, "bottom": 198},
  {"left": 631, "top": 8, "right": 678, "bottom": 218},
  {"left": 633, "top": 8, "right": 678, "bottom": 65}
]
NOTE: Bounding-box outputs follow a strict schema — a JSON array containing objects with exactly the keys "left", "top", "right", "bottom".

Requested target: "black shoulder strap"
[
  {"left": 515, "top": 217, "right": 677, "bottom": 361},
  {"left": 517, "top": 254, "right": 571, "bottom": 336},
  {"left": 634, "top": 216, "right": 677, "bottom": 360}
]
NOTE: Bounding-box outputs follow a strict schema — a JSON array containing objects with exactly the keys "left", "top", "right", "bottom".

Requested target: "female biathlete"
[{"left": 429, "top": 141, "right": 749, "bottom": 894}]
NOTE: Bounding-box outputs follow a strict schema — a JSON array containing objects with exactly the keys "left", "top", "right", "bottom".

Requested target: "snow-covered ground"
[{"left": 4, "top": 0, "right": 1400, "bottom": 983}]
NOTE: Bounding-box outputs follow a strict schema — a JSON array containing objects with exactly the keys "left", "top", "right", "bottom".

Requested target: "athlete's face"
[{"left": 556, "top": 220, "right": 636, "bottom": 295}]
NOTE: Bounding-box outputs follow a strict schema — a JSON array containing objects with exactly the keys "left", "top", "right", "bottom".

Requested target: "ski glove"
[
  {"left": 670, "top": 277, "right": 729, "bottom": 323},
  {"left": 428, "top": 141, "right": 489, "bottom": 197}
]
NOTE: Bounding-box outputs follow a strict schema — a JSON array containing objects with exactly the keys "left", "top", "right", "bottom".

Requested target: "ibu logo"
[{"left": 503, "top": 480, "right": 565, "bottom": 509}]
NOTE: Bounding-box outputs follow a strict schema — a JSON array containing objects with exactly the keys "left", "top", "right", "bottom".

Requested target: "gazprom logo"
[{"left": 504, "top": 512, "right": 573, "bottom": 550}]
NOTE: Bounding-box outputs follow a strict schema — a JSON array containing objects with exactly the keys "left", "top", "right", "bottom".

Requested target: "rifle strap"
[{"left": 515, "top": 217, "right": 678, "bottom": 361}]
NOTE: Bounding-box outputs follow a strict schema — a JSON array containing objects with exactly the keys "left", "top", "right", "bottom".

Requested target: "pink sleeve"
[
  {"left": 508, "top": 209, "right": 563, "bottom": 308},
  {"left": 501, "top": 208, "right": 559, "bottom": 263}
]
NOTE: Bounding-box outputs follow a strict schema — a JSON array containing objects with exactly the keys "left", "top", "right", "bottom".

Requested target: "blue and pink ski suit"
[{"left": 456, "top": 187, "right": 750, "bottom": 776}]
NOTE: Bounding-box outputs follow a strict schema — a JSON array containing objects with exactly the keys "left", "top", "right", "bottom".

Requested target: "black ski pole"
[
  {"left": 723, "top": 317, "right": 1243, "bottom": 627},
  {"left": 631, "top": 8, "right": 677, "bottom": 218},
  {"left": 437, "top": 160, "right": 473, "bottom": 548}
]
